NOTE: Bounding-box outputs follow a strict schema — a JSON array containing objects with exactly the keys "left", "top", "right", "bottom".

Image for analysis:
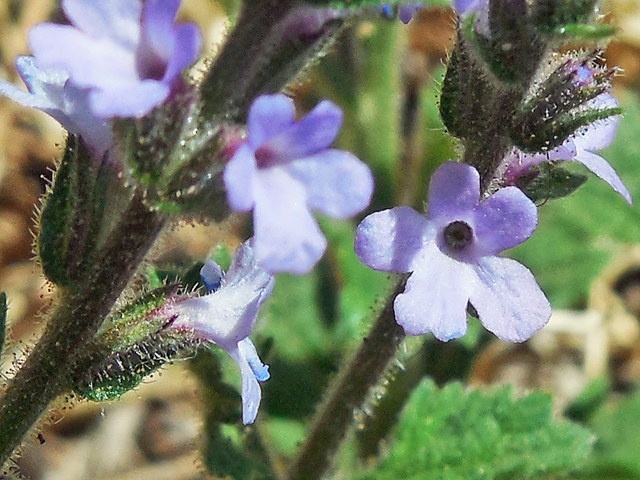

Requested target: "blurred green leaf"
[
  {"left": 355, "top": 380, "right": 592, "bottom": 480},
  {"left": 578, "top": 388, "right": 640, "bottom": 479},
  {"left": 512, "top": 91, "right": 640, "bottom": 308},
  {"left": 262, "top": 272, "right": 332, "bottom": 362}
]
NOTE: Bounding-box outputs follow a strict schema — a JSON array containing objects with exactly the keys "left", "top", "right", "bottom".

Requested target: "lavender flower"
[
  {"left": 28, "top": 0, "right": 201, "bottom": 118},
  {"left": 381, "top": 3, "right": 423, "bottom": 24},
  {"left": 224, "top": 94, "right": 374, "bottom": 274},
  {"left": 168, "top": 241, "right": 273, "bottom": 424},
  {"left": 0, "top": 56, "right": 112, "bottom": 156},
  {"left": 355, "top": 162, "right": 551, "bottom": 342},
  {"left": 504, "top": 93, "right": 631, "bottom": 204}
]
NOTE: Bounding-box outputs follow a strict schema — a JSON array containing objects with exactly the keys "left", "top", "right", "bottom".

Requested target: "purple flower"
[
  {"left": 224, "top": 94, "right": 374, "bottom": 274},
  {"left": 168, "top": 241, "right": 274, "bottom": 424},
  {"left": 454, "top": 0, "right": 487, "bottom": 14},
  {"left": 503, "top": 93, "right": 631, "bottom": 204},
  {"left": 0, "top": 56, "right": 112, "bottom": 156},
  {"left": 28, "top": 0, "right": 201, "bottom": 118},
  {"left": 381, "top": 3, "right": 422, "bottom": 23},
  {"left": 355, "top": 162, "right": 551, "bottom": 342}
]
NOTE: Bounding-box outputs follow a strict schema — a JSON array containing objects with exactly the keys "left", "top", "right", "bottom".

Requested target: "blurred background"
[{"left": 3, "top": 0, "right": 640, "bottom": 478}]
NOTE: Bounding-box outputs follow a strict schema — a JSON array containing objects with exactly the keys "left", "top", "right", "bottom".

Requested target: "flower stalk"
[
  {"left": 0, "top": 192, "right": 164, "bottom": 466},
  {"left": 285, "top": 277, "right": 407, "bottom": 480}
]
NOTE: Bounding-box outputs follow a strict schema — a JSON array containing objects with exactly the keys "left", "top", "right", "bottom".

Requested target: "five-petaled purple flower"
[
  {"left": 167, "top": 241, "right": 273, "bottom": 424},
  {"left": 224, "top": 94, "right": 374, "bottom": 274},
  {"left": 503, "top": 93, "right": 631, "bottom": 204},
  {"left": 28, "top": 0, "right": 201, "bottom": 118},
  {"left": 355, "top": 162, "right": 551, "bottom": 342}
]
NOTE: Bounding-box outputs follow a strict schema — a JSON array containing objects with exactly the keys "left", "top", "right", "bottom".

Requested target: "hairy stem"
[
  {"left": 0, "top": 193, "right": 164, "bottom": 467},
  {"left": 200, "top": 0, "right": 298, "bottom": 121},
  {"left": 285, "top": 278, "right": 407, "bottom": 480}
]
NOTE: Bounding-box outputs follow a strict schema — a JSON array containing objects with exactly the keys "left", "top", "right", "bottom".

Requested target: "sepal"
[
  {"left": 473, "top": 0, "right": 545, "bottom": 84},
  {"left": 38, "top": 135, "right": 113, "bottom": 287},
  {"left": 513, "top": 106, "right": 622, "bottom": 153},
  {"left": 96, "top": 284, "right": 178, "bottom": 351},
  {"left": 75, "top": 331, "right": 201, "bottom": 402},
  {"left": 516, "top": 164, "right": 589, "bottom": 202},
  {"left": 440, "top": 35, "right": 495, "bottom": 139},
  {"left": 511, "top": 57, "right": 619, "bottom": 153},
  {"left": 532, "top": 0, "right": 612, "bottom": 38}
]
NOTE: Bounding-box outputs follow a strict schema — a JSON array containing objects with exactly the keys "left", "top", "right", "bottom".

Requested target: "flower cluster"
[{"left": 167, "top": 241, "right": 273, "bottom": 424}]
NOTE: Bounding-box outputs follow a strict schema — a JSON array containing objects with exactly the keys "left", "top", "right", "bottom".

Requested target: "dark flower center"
[{"left": 443, "top": 221, "right": 473, "bottom": 251}]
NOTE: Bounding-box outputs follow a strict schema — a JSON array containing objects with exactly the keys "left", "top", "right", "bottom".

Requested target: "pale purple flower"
[
  {"left": 454, "top": 0, "right": 487, "bottom": 14},
  {"left": 503, "top": 93, "right": 631, "bottom": 204},
  {"left": 381, "top": 3, "right": 422, "bottom": 23},
  {"left": 224, "top": 94, "right": 374, "bottom": 274},
  {"left": 168, "top": 241, "right": 273, "bottom": 424},
  {"left": 28, "top": 0, "right": 201, "bottom": 118},
  {"left": 355, "top": 162, "right": 551, "bottom": 342},
  {"left": 0, "top": 56, "right": 112, "bottom": 156}
]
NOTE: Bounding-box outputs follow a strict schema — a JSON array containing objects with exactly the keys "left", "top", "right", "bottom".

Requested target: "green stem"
[
  {"left": 285, "top": 278, "right": 407, "bottom": 480},
  {"left": 0, "top": 193, "right": 164, "bottom": 467}
]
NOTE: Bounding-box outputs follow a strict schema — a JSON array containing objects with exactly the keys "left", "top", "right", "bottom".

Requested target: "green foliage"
[
  {"left": 577, "top": 388, "right": 640, "bottom": 479},
  {"left": 512, "top": 92, "right": 640, "bottom": 308},
  {"left": 355, "top": 380, "right": 593, "bottom": 480}
]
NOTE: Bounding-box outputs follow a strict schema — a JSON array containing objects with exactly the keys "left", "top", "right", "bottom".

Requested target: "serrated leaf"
[{"left": 355, "top": 380, "right": 592, "bottom": 480}]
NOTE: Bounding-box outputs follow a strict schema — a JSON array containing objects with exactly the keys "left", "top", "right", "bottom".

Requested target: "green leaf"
[
  {"left": 355, "top": 380, "right": 592, "bottom": 480},
  {"left": 511, "top": 91, "right": 640, "bottom": 308},
  {"left": 580, "top": 388, "right": 640, "bottom": 478}
]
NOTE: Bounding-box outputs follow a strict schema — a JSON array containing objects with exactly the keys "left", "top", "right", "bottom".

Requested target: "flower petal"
[
  {"left": 252, "top": 169, "right": 327, "bottom": 274},
  {"left": 469, "top": 256, "right": 551, "bottom": 342},
  {"left": 30, "top": 24, "right": 138, "bottom": 91},
  {"left": 247, "top": 94, "right": 295, "bottom": 148},
  {"left": 201, "top": 260, "right": 223, "bottom": 293},
  {"left": 428, "top": 162, "right": 480, "bottom": 221},
  {"left": 572, "top": 149, "right": 632, "bottom": 204},
  {"left": 89, "top": 80, "right": 168, "bottom": 117},
  {"left": 223, "top": 144, "right": 258, "bottom": 212},
  {"left": 473, "top": 186, "right": 538, "bottom": 254},
  {"left": 287, "top": 149, "right": 373, "bottom": 217},
  {"left": 263, "top": 100, "right": 342, "bottom": 162},
  {"left": 62, "top": 0, "right": 141, "bottom": 48},
  {"left": 228, "top": 340, "right": 265, "bottom": 424},
  {"left": 394, "top": 242, "right": 473, "bottom": 340},
  {"left": 162, "top": 23, "right": 201, "bottom": 83},
  {"left": 355, "top": 207, "right": 430, "bottom": 273}
]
